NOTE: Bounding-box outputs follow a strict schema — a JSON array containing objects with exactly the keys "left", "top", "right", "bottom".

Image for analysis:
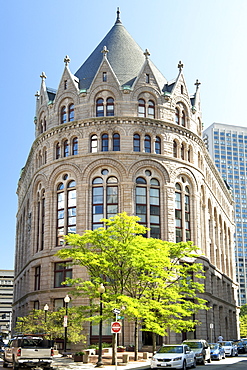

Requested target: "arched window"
[
  {"left": 61, "top": 106, "right": 66, "bottom": 124},
  {"left": 135, "top": 176, "right": 160, "bottom": 238},
  {"left": 175, "top": 182, "right": 191, "bottom": 242},
  {"left": 44, "top": 117, "right": 46, "bottom": 132},
  {"left": 181, "top": 111, "right": 186, "bottom": 127},
  {"left": 56, "top": 143, "right": 61, "bottom": 159},
  {"left": 36, "top": 188, "right": 45, "bottom": 252},
  {"left": 56, "top": 179, "right": 76, "bottom": 245},
  {"left": 133, "top": 133, "right": 140, "bottom": 152},
  {"left": 173, "top": 141, "right": 178, "bottom": 158},
  {"left": 96, "top": 98, "right": 104, "bottom": 117},
  {"left": 175, "top": 108, "right": 179, "bottom": 124},
  {"left": 64, "top": 140, "right": 69, "bottom": 157},
  {"left": 144, "top": 134, "right": 151, "bottom": 153},
  {"left": 101, "top": 133, "right": 109, "bottom": 152},
  {"left": 106, "top": 97, "right": 114, "bottom": 116},
  {"left": 113, "top": 133, "right": 120, "bottom": 151},
  {"left": 155, "top": 136, "right": 161, "bottom": 154},
  {"left": 68, "top": 104, "right": 74, "bottom": 122},
  {"left": 138, "top": 99, "right": 145, "bottom": 117},
  {"left": 91, "top": 135, "right": 98, "bottom": 153},
  {"left": 72, "top": 137, "right": 78, "bottom": 155},
  {"left": 92, "top": 176, "right": 118, "bottom": 229},
  {"left": 181, "top": 143, "right": 185, "bottom": 160},
  {"left": 148, "top": 100, "right": 155, "bottom": 118}
]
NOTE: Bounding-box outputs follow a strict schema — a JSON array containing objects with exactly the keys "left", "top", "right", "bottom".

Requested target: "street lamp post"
[
  {"left": 64, "top": 295, "right": 70, "bottom": 354},
  {"left": 96, "top": 283, "right": 105, "bottom": 367},
  {"left": 44, "top": 304, "right": 49, "bottom": 323}
]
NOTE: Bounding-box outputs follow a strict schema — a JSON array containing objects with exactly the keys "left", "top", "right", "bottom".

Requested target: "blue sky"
[{"left": 1, "top": 0, "right": 247, "bottom": 269}]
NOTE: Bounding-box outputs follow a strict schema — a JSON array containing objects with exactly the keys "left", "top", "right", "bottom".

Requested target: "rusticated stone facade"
[{"left": 13, "top": 10, "right": 239, "bottom": 348}]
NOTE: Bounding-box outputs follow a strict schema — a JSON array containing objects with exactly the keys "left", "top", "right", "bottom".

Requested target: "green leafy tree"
[
  {"left": 240, "top": 304, "right": 247, "bottom": 337},
  {"left": 14, "top": 307, "right": 86, "bottom": 344},
  {"left": 57, "top": 212, "right": 207, "bottom": 361}
]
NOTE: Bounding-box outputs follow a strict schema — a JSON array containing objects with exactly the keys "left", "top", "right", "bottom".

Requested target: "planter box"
[
  {"left": 117, "top": 348, "right": 126, "bottom": 352},
  {"left": 74, "top": 355, "right": 84, "bottom": 362}
]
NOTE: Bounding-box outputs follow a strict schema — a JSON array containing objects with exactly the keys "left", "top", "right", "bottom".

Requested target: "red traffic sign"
[{"left": 111, "top": 321, "right": 121, "bottom": 333}]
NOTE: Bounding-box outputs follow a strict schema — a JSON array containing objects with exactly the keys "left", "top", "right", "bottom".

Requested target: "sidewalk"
[{"left": 52, "top": 353, "right": 151, "bottom": 370}]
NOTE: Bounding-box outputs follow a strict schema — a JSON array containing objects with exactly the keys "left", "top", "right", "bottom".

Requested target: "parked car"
[
  {"left": 236, "top": 340, "right": 247, "bottom": 354},
  {"left": 209, "top": 343, "right": 225, "bottom": 360},
  {"left": 183, "top": 339, "right": 211, "bottom": 365},
  {"left": 150, "top": 344, "right": 196, "bottom": 370},
  {"left": 220, "top": 341, "right": 238, "bottom": 356}
]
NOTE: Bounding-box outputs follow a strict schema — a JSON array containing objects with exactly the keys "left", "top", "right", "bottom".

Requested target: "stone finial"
[
  {"left": 178, "top": 61, "right": 184, "bottom": 71},
  {"left": 144, "top": 49, "right": 150, "bottom": 59},
  {"left": 35, "top": 91, "right": 40, "bottom": 99},
  {"left": 40, "top": 72, "right": 47, "bottom": 81},
  {"left": 101, "top": 46, "right": 109, "bottom": 58},
  {"left": 195, "top": 79, "right": 201, "bottom": 90},
  {"left": 116, "top": 7, "right": 121, "bottom": 23},
  {"left": 64, "top": 55, "right": 71, "bottom": 66}
]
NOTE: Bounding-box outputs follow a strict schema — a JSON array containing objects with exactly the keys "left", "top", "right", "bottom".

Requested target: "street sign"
[
  {"left": 111, "top": 321, "right": 121, "bottom": 333},
  {"left": 210, "top": 323, "right": 213, "bottom": 329},
  {"left": 63, "top": 315, "right": 68, "bottom": 328},
  {"left": 113, "top": 308, "right": 121, "bottom": 314}
]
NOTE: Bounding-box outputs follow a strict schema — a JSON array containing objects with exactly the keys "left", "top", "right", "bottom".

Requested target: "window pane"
[
  {"left": 68, "top": 190, "right": 76, "bottom": 206},
  {"left": 107, "top": 186, "right": 118, "bottom": 203}
]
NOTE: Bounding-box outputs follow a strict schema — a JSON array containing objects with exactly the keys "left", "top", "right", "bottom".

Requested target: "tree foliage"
[
  {"left": 56, "top": 213, "right": 208, "bottom": 356},
  {"left": 14, "top": 307, "right": 86, "bottom": 344},
  {"left": 240, "top": 304, "right": 247, "bottom": 337}
]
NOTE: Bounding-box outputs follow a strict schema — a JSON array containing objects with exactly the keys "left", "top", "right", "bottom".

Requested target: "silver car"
[{"left": 150, "top": 344, "right": 196, "bottom": 370}]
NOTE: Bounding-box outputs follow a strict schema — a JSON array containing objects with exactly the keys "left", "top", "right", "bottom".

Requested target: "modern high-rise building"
[
  {"left": 13, "top": 10, "right": 239, "bottom": 347},
  {"left": 204, "top": 122, "right": 247, "bottom": 306},
  {"left": 0, "top": 270, "right": 14, "bottom": 339}
]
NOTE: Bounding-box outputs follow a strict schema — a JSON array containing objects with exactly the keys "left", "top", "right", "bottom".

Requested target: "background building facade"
[
  {"left": 0, "top": 270, "right": 14, "bottom": 339},
  {"left": 204, "top": 122, "right": 247, "bottom": 306},
  {"left": 13, "top": 11, "right": 239, "bottom": 347}
]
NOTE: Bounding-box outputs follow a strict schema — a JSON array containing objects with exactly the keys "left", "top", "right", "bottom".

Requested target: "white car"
[
  {"left": 150, "top": 344, "right": 196, "bottom": 370},
  {"left": 220, "top": 341, "right": 238, "bottom": 356}
]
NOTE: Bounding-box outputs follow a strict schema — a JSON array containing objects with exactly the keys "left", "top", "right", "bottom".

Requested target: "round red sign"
[{"left": 111, "top": 321, "right": 121, "bottom": 333}]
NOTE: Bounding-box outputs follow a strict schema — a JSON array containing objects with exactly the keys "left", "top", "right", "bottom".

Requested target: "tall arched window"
[
  {"left": 181, "top": 111, "right": 186, "bottom": 127},
  {"left": 61, "top": 106, "right": 66, "bottom": 124},
  {"left": 113, "top": 133, "right": 120, "bottom": 151},
  {"left": 68, "top": 104, "right": 74, "bottom": 122},
  {"left": 101, "top": 134, "right": 109, "bottom": 152},
  {"left": 144, "top": 134, "right": 151, "bottom": 153},
  {"left": 91, "top": 135, "right": 98, "bottom": 153},
  {"left": 155, "top": 136, "right": 161, "bottom": 154},
  {"left": 173, "top": 141, "right": 178, "bottom": 157},
  {"left": 92, "top": 176, "right": 118, "bottom": 229},
  {"left": 36, "top": 188, "right": 45, "bottom": 252},
  {"left": 133, "top": 133, "right": 140, "bottom": 152},
  {"left": 135, "top": 176, "right": 160, "bottom": 238},
  {"left": 148, "top": 100, "right": 155, "bottom": 118},
  {"left": 138, "top": 99, "right": 145, "bottom": 117},
  {"left": 72, "top": 137, "right": 78, "bottom": 155},
  {"left": 175, "top": 108, "right": 179, "bottom": 124},
  {"left": 106, "top": 97, "right": 114, "bottom": 116},
  {"left": 96, "top": 98, "right": 104, "bottom": 117},
  {"left": 56, "top": 143, "right": 61, "bottom": 159},
  {"left": 181, "top": 143, "right": 185, "bottom": 160},
  {"left": 56, "top": 179, "right": 76, "bottom": 245},
  {"left": 64, "top": 140, "right": 69, "bottom": 157},
  {"left": 175, "top": 182, "right": 191, "bottom": 242}
]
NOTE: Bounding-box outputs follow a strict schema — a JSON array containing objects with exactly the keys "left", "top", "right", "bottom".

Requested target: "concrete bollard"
[
  {"left": 122, "top": 354, "right": 129, "bottom": 363},
  {"left": 83, "top": 350, "right": 90, "bottom": 363},
  {"left": 143, "top": 352, "right": 148, "bottom": 359}
]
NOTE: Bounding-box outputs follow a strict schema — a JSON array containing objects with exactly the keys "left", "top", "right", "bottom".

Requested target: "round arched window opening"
[
  {"left": 145, "top": 170, "right": 152, "bottom": 177},
  {"left": 101, "top": 169, "right": 109, "bottom": 175}
]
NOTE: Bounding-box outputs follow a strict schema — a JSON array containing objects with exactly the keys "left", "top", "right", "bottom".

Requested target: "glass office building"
[{"left": 204, "top": 123, "right": 247, "bottom": 305}]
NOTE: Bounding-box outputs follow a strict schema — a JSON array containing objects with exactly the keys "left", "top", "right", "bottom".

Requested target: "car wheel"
[
  {"left": 182, "top": 360, "right": 187, "bottom": 370},
  {"left": 201, "top": 357, "right": 206, "bottom": 365},
  {"left": 13, "top": 360, "right": 19, "bottom": 370},
  {"left": 3, "top": 358, "right": 8, "bottom": 368}
]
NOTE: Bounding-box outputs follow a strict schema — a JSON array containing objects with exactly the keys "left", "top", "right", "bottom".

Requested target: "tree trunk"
[
  {"left": 152, "top": 332, "right": 157, "bottom": 354},
  {"left": 134, "top": 319, "right": 138, "bottom": 361},
  {"left": 112, "top": 332, "right": 117, "bottom": 365}
]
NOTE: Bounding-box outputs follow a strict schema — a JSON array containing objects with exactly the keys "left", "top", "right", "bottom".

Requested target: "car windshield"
[
  {"left": 158, "top": 346, "right": 183, "bottom": 354},
  {"left": 222, "top": 342, "right": 232, "bottom": 346},
  {"left": 209, "top": 344, "right": 218, "bottom": 349},
  {"left": 184, "top": 342, "right": 202, "bottom": 349}
]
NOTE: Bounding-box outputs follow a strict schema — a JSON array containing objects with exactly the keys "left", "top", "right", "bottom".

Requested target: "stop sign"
[{"left": 111, "top": 321, "right": 121, "bottom": 333}]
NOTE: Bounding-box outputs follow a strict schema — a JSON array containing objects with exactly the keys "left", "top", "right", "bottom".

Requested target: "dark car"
[
  {"left": 209, "top": 343, "right": 225, "bottom": 360},
  {"left": 236, "top": 340, "right": 247, "bottom": 354}
]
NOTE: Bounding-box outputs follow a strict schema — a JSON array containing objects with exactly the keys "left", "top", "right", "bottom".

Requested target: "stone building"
[{"left": 13, "top": 10, "right": 239, "bottom": 347}]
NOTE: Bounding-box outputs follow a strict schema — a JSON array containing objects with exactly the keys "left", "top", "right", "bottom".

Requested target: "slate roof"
[{"left": 75, "top": 12, "right": 167, "bottom": 90}]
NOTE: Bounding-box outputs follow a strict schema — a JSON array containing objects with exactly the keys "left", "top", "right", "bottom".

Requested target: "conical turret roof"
[{"left": 75, "top": 10, "right": 166, "bottom": 90}]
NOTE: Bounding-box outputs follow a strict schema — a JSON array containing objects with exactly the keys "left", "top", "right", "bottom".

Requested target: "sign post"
[
  {"left": 112, "top": 310, "right": 122, "bottom": 370},
  {"left": 210, "top": 323, "right": 213, "bottom": 343}
]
